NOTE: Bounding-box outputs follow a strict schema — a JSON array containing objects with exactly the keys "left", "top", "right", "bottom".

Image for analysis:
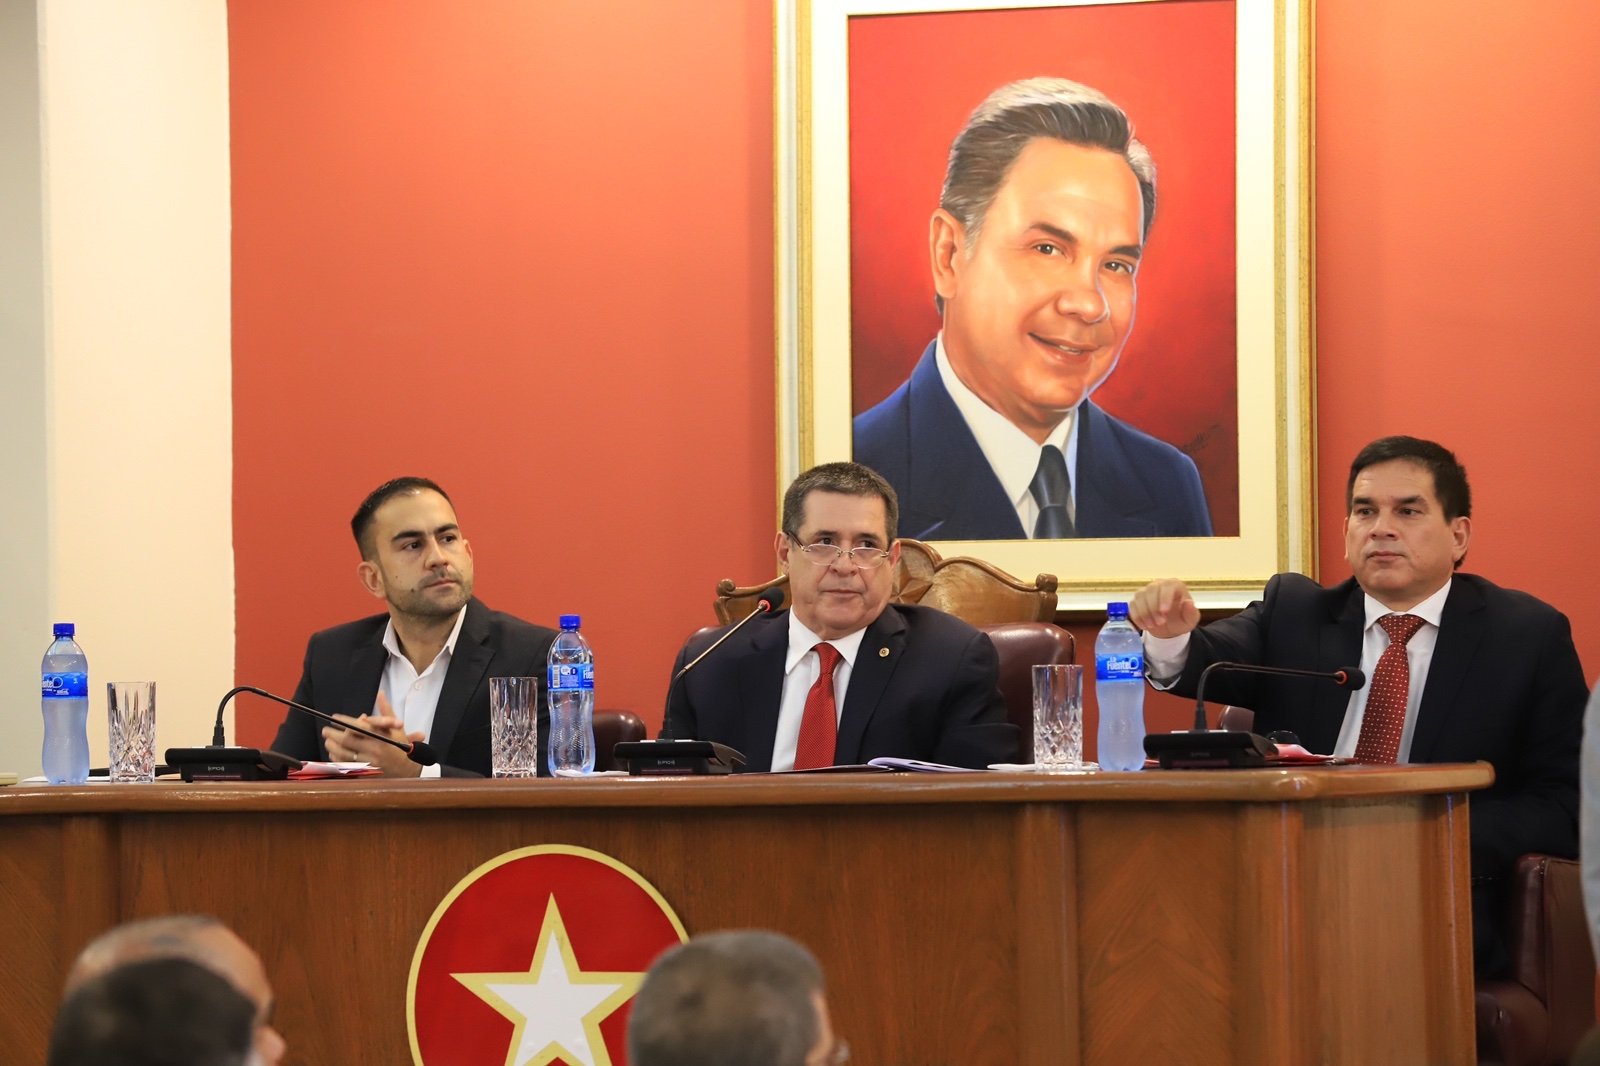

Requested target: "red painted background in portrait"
[{"left": 848, "top": 1, "right": 1239, "bottom": 536}]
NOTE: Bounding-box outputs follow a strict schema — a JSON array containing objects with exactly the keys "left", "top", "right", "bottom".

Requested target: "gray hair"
[
  {"left": 67, "top": 915, "right": 228, "bottom": 993},
  {"left": 937, "top": 77, "right": 1157, "bottom": 312},
  {"left": 627, "top": 931, "right": 825, "bottom": 1066}
]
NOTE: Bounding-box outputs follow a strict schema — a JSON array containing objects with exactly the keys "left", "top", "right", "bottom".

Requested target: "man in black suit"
[
  {"left": 1130, "top": 436, "right": 1586, "bottom": 976},
  {"left": 664, "top": 462, "right": 1017, "bottom": 771},
  {"left": 271, "top": 477, "right": 557, "bottom": 777}
]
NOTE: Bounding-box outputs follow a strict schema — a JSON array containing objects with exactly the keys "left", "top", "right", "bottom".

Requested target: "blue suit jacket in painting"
[{"left": 853, "top": 342, "right": 1213, "bottom": 540}]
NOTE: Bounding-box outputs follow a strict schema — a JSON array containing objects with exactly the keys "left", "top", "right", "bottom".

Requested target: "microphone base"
[
  {"left": 1143, "top": 730, "right": 1278, "bottom": 770},
  {"left": 612, "top": 740, "right": 746, "bottom": 776},
  {"left": 164, "top": 747, "right": 302, "bottom": 782}
]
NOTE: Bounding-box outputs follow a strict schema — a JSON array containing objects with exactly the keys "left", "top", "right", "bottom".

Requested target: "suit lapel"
[
  {"left": 431, "top": 599, "right": 492, "bottom": 758},
  {"left": 833, "top": 607, "right": 907, "bottom": 764},
  {"left": 1075, "top": 402, "right": 1159, "bottom": 538},
  {"left": 346, "top": 631, "right": 388, "bottom": 717},
  {"left": 1410, "top": 579, "right": 1486, "bottom": 761},
  {"left": 1309, "top": 582, "right": 1365, "bottom": 754},
  {"left": 901, "top": 346, "right": 1026, "bottom": 540},
  {"left": 738, "top": 613, "right": 790, "bottom": 772}
]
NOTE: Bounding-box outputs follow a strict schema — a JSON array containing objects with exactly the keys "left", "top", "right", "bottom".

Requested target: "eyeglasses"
[{"left": 787, "top": 535, "right": 893, "bottom": 569}]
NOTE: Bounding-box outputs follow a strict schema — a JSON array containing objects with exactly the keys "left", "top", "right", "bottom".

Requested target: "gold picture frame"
[{"left": 774, "top": 0, "right": 1314, "bottom": 609}]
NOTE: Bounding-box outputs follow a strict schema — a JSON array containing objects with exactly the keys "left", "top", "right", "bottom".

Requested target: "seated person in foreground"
[
  {"left": 271, "top": 477, "right": 557, "bottom": 777},
  {"left": 50, "top": 957, "right": 259, "bottom": 1066},
  {"left": 663, "top": 461, "right": 1018, "bottom": 770},
  {"left": 628, "top": 930, "right": 843, "bottom": 1066},
  {"left": 1129, "top": 436, "right": 1586, "bottom": 977}
]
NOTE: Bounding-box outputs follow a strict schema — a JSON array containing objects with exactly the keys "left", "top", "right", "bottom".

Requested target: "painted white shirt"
[{"left": 935, "top": 333, "right": 1078, "bottom": 537}]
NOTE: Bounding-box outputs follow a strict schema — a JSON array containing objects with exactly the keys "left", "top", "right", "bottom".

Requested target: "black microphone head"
[
  {"left": 1335, "top": 667, "right": 1366, "bottom": 690},
  {"left": 407, "top": 741, "right": 440, "bottom": 767},
  {"left": 758, "top": 586, "right": 786, "bottom": 611}
]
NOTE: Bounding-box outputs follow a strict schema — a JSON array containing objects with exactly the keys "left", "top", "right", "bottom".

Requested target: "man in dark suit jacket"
[
  {"left": 664, "top": 463, "right": 1017, "bottom": 771},
  {"left": 852, "top": 77, "right": 1212, "bottom": 541},
  {"left": 271, "top": 477, "right": 557, "bottom": 777},
  {"left": 855, "top": 342, "right": 1211, "bottom": 539},
  {"left": 1131, "top": 437, "right": 1587, "bottom": 976}
]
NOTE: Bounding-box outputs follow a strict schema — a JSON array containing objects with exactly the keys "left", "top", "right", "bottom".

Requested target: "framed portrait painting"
[{"left": 774, "top": 0, "right": 1314, "bottom": 608}]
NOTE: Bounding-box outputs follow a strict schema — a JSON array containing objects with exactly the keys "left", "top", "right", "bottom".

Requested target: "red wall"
[
  {"left": 229, "top": 0, "right": 777, "bottom": 744},
  {"left": 231, "top": 0, "right": 1600, "bottom": 746}
]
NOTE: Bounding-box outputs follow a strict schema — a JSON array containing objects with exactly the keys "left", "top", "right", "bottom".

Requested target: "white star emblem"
[{"left": 453, "top": 896, "right": 644, "bottom": 1066}]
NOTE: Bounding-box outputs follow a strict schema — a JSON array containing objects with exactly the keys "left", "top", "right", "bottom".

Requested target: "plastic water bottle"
[
  {"left": 547, "top": 614, "right": 595, "bottom": 776},
  {"left": 1095, "top": 602, "right": 1146, "bottom": 772},
  {"left": 41, "top": 623, "right": 91, "bottom": 785}
]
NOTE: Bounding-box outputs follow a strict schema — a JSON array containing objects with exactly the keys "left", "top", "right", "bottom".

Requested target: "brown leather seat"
[
  {"left": 713, "top": 538, "right": 1058, "bottom": 627},
  {"left": 592, "top": 710, "right": 645, "bottom": 772},
  {"left": 1474, "top": 854, "right": 1595, "bottom": 1065},
  {"left": 979, "top": 622, "right": 1075, "bottom": 760}
]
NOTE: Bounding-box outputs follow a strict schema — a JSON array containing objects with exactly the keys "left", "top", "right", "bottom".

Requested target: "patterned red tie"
[
  {"left": 793, "top": 644, "right": 841, "bottom": 770},
  {"left": 1353, "top": 613, "right": 1426, "bottom": 764}
]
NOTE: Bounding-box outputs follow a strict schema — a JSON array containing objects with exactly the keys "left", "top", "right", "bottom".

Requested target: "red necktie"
[
  {"left": 1353, "top": 613, "right": 1426, "bottom": 764},
  {"left": 793, "top": 644, "right": 841, "bottom": 770}
]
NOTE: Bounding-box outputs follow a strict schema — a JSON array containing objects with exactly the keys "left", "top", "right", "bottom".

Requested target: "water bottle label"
[
  {"left": 1096, "top": 655, "right": 1144, "bottom": 681},
  {"left": 42, "top": 672, "right": 88, "bottom": 699},
  {"left": 548, "top": 663, "right": 594, "bottom": 692}
]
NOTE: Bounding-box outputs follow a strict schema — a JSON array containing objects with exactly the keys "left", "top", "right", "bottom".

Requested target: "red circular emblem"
[{"left": 408, "top": 845, "right": 687, "bottom": 1066}]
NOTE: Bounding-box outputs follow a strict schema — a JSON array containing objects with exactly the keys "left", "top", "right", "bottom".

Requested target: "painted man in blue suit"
[{"left": 854, "top": 77, "right": 1212, "bottom": 541}]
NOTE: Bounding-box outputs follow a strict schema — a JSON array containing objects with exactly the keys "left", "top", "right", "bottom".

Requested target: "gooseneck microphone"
[
  {"left": 1144, "top": 660, "right": 1366, "bottom": 769},
  {"left": 166, "top": 686, "right": 439, "bottom": 781},
  {"left": 1192, "top": 662, "right": 1366, "bottom": 730},
  {"left": 615, "top": 585, "right": 787, "bottom": 775}
]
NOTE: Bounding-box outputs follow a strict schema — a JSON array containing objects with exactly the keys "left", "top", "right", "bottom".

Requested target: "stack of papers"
[{"left": 287, "top": 761, "right": 381, "bottom": 780}]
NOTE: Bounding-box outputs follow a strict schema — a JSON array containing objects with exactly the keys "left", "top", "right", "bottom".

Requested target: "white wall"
[
  {"left": 0, "top": 0, "right": 52, "bottom": 777},
  {"left": 0, "top": 0, "right": 233, "bottom": 775}
]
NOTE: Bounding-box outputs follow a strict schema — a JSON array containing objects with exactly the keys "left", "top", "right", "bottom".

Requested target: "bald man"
[{"left": 66, "top": 915, "right": 285, "bottom": 1066}]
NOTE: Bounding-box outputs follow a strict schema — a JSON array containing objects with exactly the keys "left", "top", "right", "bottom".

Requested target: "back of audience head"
[
  {"left": 67, "top": 915, "right": 284, "bottom": 1065},
  {"left": 49, "top": 956, "right": 257, "bottom": 1066},
  {"left": 627, "top": 930, "right": 844, "bottom": 1066}
]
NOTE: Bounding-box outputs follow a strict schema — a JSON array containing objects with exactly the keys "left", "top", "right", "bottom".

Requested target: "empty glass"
[
  {"left": 107, "top": 681, "right": 157, "bottom": 782},
  {"left": 1032, "top": 664, "right": 1083, "bottom": 771},
  {"left": 490, "top": 677, "right": 538, "bottom": 778}
]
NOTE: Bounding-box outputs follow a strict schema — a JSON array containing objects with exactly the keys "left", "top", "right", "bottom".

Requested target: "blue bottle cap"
[
  {"left": 53, "top": 622, "right": 75, "bottom": 637},
  {"left": 1106, "top": 602, "right": 1129, "bottom": 619},
  {"left": 559, "top": 614, "right": 581, "bottom": 630}
]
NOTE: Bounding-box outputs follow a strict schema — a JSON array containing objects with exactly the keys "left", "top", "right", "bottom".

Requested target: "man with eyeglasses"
[
  {"left": 627, "top": 930, "right": 850, "bottom": 1066},
  {"left": 663, "top": 462, "right": 1017, "bottom": 770}
]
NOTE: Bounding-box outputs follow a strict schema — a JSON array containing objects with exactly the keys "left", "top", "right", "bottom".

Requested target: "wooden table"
[{"left": 0, "top": 764, "right": 1490, "bottom": 1065}]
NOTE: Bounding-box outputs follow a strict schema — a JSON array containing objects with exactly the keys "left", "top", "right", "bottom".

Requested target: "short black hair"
[
  {"left": 627, "top": 931, "right": 825, "bottom": 1066},
  {"left": 49, "top": 957, "right": 255, "bottom": 1066},
  {"left": 351, "top": 477, "right": 452, "bottom": 560},
  {"left": 1346, "top": 436, "right": 1472, "bottom": 520},
  {"left": 781, "top": 462, "right": 899, "bottom": 544}
]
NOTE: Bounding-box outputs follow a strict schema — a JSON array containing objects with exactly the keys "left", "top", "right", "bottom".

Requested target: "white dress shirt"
[
  {"left": 768, "top": 611, "right": 868, "bottom": 772},
  {"left": 1144, "top": 580, "right": 1453, "bottom": 758},
  {"left": 375, "top": 605, "right": 468, "bottom": 778},
  {"left": 935, "top": 333, "right": 1078, "bottom": 536}
]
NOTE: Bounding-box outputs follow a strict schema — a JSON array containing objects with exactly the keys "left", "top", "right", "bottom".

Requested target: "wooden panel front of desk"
[{"left": 0, "top": 766, "right": 1488, "bottom": 1066}]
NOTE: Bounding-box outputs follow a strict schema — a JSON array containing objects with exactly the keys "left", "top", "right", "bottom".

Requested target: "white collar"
[
  {"left": 381, "top": 604, "right": 468, "bottom": 665},
  {"left": 784, "top": 609, "right": 870, "bottom": 673},
  {"left": 1362, "top": 578, "right": 1452, "bottom": 631},
  {"left": 935, "top": 332, "right": 1077, "bottom": 509}
]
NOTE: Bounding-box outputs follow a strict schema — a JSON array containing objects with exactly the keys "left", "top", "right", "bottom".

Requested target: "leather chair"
[
  {"left": 592, "top": 710, "right": 645, "bottom": 772},
  {"left": 714, "top": 537, "right": 1058, "bottom": 627},
  {"left": 1474, "top": 854, "right": 1596, "bottom": 1066},
  {"left": 979, "top": 622, "right": 1075, "bottom": 760}
]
